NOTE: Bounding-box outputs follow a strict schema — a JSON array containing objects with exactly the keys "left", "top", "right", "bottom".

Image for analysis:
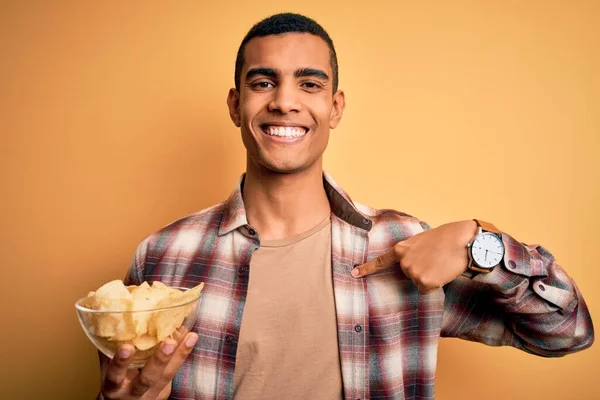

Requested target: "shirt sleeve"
[
  {"left": 438, "top": 226, "right": 594, "bottom": 357},
  {"left": 123, "top": 236, "right": 149, "bottom": 286}
]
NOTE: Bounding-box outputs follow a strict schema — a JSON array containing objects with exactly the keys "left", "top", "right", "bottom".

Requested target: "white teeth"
[{"left": 265, "top": 126, "right": 307, "bottom": 138}]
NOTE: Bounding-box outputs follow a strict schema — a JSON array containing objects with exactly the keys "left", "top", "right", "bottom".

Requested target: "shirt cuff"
[
  {"left": 474, "top": 232, "right": 576, "bottom": 311},
  {"left": 471, "top": 232, "right": 545, "bottom": 292},
  {"left": 499, "top": 232, "right": 548, "bottom": 278}
]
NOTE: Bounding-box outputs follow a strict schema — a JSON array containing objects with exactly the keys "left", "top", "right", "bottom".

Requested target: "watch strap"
[
  {"left": 467, "top": 261, "right": 492, "bottom": 273},
  {"left": 474, "top": 219, "right": 501, "bottom": 234}
]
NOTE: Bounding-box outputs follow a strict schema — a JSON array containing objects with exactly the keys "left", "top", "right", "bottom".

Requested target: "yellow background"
[{"left": 1, "top": 1, "right": 598, "bottom": 399}]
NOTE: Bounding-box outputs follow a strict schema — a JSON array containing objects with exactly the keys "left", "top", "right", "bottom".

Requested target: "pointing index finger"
[{"left": 351, "top": 248, "right": 399, "bottom": 278}]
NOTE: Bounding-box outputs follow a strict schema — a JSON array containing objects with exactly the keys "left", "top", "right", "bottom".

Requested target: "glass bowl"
[{"left": 75, "top": 286, "right": 201, "bottom": 368}]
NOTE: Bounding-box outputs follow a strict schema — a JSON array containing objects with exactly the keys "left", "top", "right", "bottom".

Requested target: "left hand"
[
  {"left": 100, "top": 332, "right": 198, "bottom": 400},
  {"left": 351, "top": 220, "right": 478, "bottom": 294}
]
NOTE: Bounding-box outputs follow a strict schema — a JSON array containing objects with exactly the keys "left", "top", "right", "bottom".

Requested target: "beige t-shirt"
[{"left": 233, "top": 216, "right": 343, "bottom": 400}]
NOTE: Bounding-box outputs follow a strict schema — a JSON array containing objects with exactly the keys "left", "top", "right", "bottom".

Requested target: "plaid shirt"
[{"left": 124, "top": 172, "right": 594, "bottom": 400}]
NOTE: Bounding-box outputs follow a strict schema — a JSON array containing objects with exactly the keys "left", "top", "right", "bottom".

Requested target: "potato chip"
[
  {"left": 149, "top": 292, "right": 184, "bottom": 341},
  {"left": 127, "top": 281, "right": 150, "bottom": 294},
  {"left": 133, "top": 334, "right": 159, "bottom": 351},
  {"left": 151, "top": 281, "right": 175, "bottom": 296},
  {"left": 95, "top": 280, "right": 132, "bottom": 301},
  {"left": 179, "top": 283, "right": 204, "bottom": 305},
  {"left": 81, "top": 280, "right": 204, "bottom": 351},
  {"left": 148, "top": 282, "right": 203, "bottom": 341},
  {"left": 130, "top": 286, "right": 161, "bottom": 336},
  {"left": 171, "top": 325, "right": 191, "bottom": 342},
  {"left": 105, "top": 313, "right": 137, "bottom": 341}
]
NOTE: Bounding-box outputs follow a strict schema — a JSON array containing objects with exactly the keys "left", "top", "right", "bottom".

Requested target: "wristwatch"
[{"left": 466, "top": 219, "right": 506, "bottom": 273}]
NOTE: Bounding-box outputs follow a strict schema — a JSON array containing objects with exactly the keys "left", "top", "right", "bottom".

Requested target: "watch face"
[{"left": 471, "top": 232, "right": 505, "bottom": 268}]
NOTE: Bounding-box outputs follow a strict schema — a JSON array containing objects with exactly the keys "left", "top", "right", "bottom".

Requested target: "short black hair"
[{"left": 234, "top": 13, "right": 339, "bottom": 93}]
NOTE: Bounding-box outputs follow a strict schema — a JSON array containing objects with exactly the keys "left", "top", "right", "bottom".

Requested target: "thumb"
[{"left": 351, "top": 248, "right": 399, "bottom": 278}]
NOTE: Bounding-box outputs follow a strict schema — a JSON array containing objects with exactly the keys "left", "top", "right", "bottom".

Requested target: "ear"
[
  {"left": 329, "top": 90, "right": 346, "bottom": 129},
  {"left": 227, "top": 88, "right": 241, "bottom": 127}
]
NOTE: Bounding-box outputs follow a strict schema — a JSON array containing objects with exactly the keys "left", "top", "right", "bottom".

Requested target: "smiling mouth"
[{"left": 260, "top": 124, "right": 309, "bottom": 138}]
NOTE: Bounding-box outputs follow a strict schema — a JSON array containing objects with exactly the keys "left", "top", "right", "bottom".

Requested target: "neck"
[{"left": 242, "top": 160, "right": 331, "bottom": 241}]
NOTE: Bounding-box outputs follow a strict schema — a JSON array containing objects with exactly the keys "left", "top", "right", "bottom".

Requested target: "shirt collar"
[{"left": 218, "top": 171, "right": 372, "bottom": 236}]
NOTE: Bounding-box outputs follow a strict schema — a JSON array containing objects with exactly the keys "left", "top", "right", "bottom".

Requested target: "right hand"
[{"left": 100, "top": 332, "right": 199, "bottom": 400}]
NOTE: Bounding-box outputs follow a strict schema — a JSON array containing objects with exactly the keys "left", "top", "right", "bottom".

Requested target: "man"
[{"left": 98, "top": 13, "right": 594, "bottom": 400}]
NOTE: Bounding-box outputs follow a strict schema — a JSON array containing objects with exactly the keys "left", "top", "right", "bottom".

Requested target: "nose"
[{"left": 268, "top": 81, "right": 301, "bottom": 114}]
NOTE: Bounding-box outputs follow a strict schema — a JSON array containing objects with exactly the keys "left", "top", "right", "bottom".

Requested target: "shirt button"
[
  {"left": 354, "top": 324, "right": 362, "bottom": 333},
  {"left": 508, "top": 260, "right": 517, "bottom": 269},
  {"left": 361, "top": 218, "right": 370, "bottom": 226},
  {"left": 247, "top": 227, "right": 257, "bottom": 236},
  {"left": 538, "top": 284, "right": 546, "bottom": 291}
]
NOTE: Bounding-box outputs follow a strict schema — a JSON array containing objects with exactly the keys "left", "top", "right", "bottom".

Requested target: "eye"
[
  {"left": 251, "top": 81, "right": 275, "bottom": 90},
  {"left": 301, "top": 81, "right": 323, "bottom": 91}
]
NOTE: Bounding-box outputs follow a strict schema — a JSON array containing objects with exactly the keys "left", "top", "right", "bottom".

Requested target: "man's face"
[{"left": 227, "top": 33, "right": 345, "bottom": 174}]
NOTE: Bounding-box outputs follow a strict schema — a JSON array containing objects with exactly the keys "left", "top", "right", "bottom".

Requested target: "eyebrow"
[
  {"left": 245, "top": 67, "right": 277, "bottom": 81},
  {"left": 245, "top": 67, "right": 330, "bottom": 82},
  {"left": 295, "top": 68, "right": 329, "bottom": 81}
]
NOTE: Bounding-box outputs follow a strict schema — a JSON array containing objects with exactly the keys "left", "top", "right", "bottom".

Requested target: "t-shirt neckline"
[{"left": 260, "top": 214, "right": 331, "bottom": 248}]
